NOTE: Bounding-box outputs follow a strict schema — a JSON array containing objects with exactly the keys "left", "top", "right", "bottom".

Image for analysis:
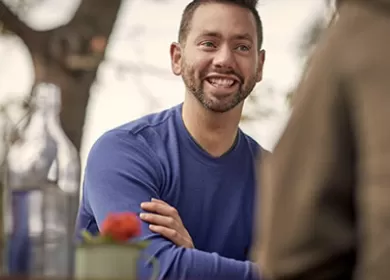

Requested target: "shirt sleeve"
[{"left": 82, "top": 129, "right": 260, "bottom": 280}]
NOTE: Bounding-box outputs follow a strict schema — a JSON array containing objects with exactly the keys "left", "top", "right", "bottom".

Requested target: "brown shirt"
[{"left": 254, "top": 1, "right": 390, "bottom": 279}]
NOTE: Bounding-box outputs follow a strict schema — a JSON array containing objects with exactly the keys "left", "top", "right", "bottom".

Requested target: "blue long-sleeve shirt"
[{"left": 75, "top": 103, "right": 262, "bottom": 279}]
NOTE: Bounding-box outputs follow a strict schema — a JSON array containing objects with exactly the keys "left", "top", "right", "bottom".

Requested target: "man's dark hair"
[{"left": 178, "top": 0, "right": 263, "bottom": 49}]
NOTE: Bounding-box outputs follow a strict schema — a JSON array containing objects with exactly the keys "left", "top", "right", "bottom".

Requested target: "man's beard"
[{"left": 181, "top": 61, "right": 257, "bottom": 113}]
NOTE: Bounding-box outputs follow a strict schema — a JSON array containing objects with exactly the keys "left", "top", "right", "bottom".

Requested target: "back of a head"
[
  {"left": 178, "top": 0, "right": 263, "bottom": 49},
  {"left": 336, "top": 0, "right": 390, "bottom": 10}
]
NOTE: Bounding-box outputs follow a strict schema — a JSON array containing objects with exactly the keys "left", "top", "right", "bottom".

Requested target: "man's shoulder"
[
  {"left": 240, "top": 131, "right": 270, "bottom": 158},
  {"left": 114, "top": 104, "right": 180, "bottom": 135},
  {"left": 89, "top": 104, "right": 181, "bottom": 163},
  {"left": 96, "top": 104, "right": 179, "bottom": 144}
]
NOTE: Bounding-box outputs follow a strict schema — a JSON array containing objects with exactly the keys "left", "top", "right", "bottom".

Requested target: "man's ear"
[
  {"left": 256, "top": 49, "right": 266, "bottom": 82},
  {"left": 170, "top": 42, "right": 182, "bottom": 76}
]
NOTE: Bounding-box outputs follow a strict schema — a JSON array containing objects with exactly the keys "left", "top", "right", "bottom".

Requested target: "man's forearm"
[{"left": 139, "top": 241, "right": 260, "bottom": 280}]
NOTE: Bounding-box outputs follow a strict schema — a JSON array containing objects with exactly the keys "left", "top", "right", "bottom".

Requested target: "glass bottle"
[{"left": 3, "top": 82, "right": 80, "bottom": 277}]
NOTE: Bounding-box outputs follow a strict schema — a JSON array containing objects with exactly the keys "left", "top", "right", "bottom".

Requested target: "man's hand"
[{"left": 140, "top": 198, "right": 194, "bottom": 249}]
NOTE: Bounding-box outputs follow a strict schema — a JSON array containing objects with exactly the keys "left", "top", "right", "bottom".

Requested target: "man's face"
[{"left": 170, "top": 3, "right": 265, "bottom": 113}]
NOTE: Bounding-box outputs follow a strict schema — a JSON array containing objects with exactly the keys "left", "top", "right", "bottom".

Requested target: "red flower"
[{"left": 101, "top": 212, "right": 141, "bottom": 242}]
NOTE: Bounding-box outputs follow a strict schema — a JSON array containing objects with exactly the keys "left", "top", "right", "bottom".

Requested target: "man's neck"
[{"left": 182, "top": 98, "right": 243, "bottom": 158}]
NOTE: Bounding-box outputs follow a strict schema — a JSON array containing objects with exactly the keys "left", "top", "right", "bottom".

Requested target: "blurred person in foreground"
[
  {"left": 254, "top": 0, "right": 390, "bottom": 279},
  {"left": 76, "top": 0, "right": 267, "bottom": 279}
]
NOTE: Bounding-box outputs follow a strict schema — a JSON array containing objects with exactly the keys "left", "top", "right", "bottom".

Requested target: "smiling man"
[{"left": 76, "top": 0, "right": 266, "bottom": 279}]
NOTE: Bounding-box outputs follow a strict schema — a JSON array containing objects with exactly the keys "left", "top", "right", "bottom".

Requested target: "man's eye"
[
  {"left": 236, "top": 45, "right": 250, "bottom": 52},
  {"left": 201, "top": 41, "right": 216, "bottom": 48}
]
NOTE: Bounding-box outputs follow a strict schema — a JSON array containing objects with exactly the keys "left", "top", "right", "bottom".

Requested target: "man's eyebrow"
[
  {"left": 197, "top": 31, "right": 222, "bottom": 38},
  {"left": 196, "top": 31, "right": 253, "bottom": 42},
  {"left": 233, "top": 33, "right": 253, "bottom": 42}
]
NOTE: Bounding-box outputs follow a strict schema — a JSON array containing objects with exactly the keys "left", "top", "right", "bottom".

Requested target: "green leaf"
[{"left": 81, "top": 230, "right": 95, "bottom": 243}]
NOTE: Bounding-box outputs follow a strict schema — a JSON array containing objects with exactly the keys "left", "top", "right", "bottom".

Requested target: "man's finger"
[
  {"left": 149, "top": 225, "right": 181, "bottom": 244},
  {"left": 140, "top": 213, "right": 177, "bottom": 228},
  {"left": 151, "top": 198, "right": 167, "bottom": 205},
  {"left": 141, "top": 201, "right": 179, "bottom": 219},
  {"left": 149, "top": 225, "right": 193, "bottom": 248}
]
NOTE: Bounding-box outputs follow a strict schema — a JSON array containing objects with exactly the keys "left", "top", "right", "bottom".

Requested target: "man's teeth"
[{"left": 209, "top": 78, "right": 235, "bottom": 87}]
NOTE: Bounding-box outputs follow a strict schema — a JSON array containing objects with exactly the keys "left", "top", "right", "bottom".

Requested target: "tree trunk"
[
  {"left": 0, "top": 0, "right": 122, "bottom": 274},
  {"left": 0, "top": 0, "right": 123, "bottom": 150}
]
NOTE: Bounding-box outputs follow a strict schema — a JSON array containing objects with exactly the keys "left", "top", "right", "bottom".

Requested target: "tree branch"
[
  {"left": 67, "top": 0, "right": 122, "bottom": 35},
  {"left": 106, "top": 58, "right": 175, "bottom": 80},
  {"left": 0, "top": 0, "right": 38, "bottom": 46}
]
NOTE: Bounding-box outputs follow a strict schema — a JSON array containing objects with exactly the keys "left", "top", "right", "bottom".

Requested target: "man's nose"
[{"left": 213, "top": 45, "right": 235, "bottom": 69}]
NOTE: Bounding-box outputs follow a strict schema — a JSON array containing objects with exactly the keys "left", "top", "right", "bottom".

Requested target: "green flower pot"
[{"left": 75, "top": 243, "right": 159, "bottom": 280}]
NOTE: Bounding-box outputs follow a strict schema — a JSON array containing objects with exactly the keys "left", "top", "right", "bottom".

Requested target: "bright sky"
[{"left": 0, "top": 0, "right": 327, "bottom": 169}]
